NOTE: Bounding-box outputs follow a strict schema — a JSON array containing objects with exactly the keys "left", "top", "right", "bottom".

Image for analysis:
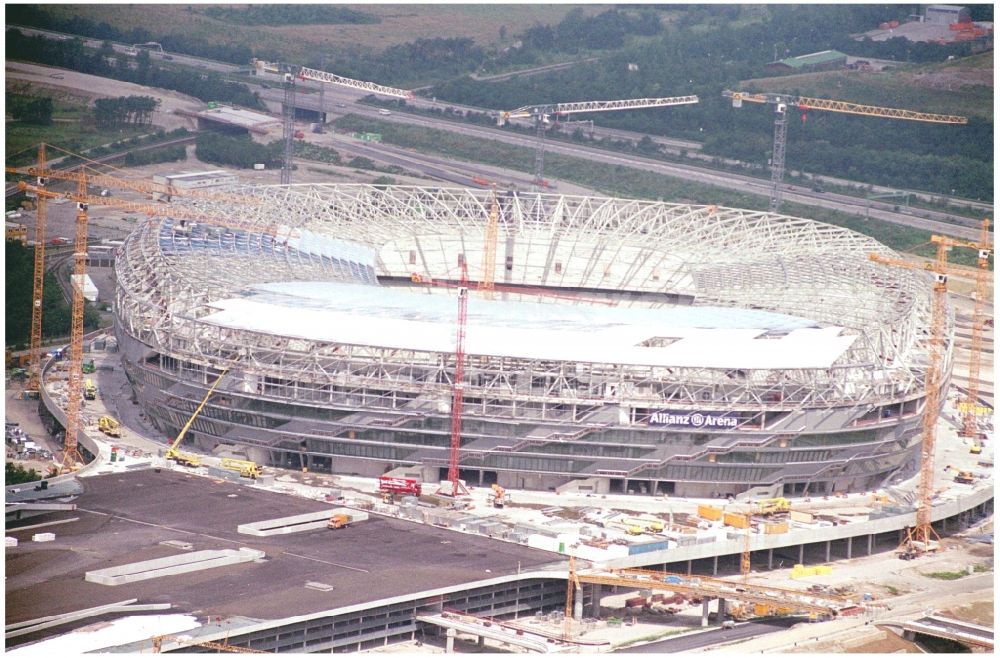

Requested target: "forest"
[
  {"left": 4, "top": 29, "right": 263, "bottom": 109},
  {"left": 5, "top": 4, "right": 993, "bottom": 200}
]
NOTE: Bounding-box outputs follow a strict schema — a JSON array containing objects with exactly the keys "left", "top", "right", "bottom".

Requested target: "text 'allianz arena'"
[{"left": 114, "top": 184, "right": 952, "bottom": 497}]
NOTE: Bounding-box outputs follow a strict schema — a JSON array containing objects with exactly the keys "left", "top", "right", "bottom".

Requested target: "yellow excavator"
[{"left": 165, "top": 369, "right": 229, "bottom": 468}]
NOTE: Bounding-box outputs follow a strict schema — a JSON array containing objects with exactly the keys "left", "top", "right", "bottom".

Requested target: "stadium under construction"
[{"left": 114, "top": 184, "right": 949, "bottom": 498}]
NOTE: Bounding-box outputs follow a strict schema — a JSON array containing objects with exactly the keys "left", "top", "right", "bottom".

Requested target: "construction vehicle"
[
  {"left": 327, "top": 513, "right": 350, "bottom": 529},
  {"left": 497, "top": 95, "right": 698, "bottom": 190},
  {"left": 490, "top": 483, "right": 509, "bottom": 508},
  {"left": 98, "top": 415, "right": 122, "bottom": 438},
  {"left": 757, "top": 497, "right": 791, "bottom": 515},
  {"left": 723, "top": 90, "right": 967, "bottom": 212},
  {"left": 954, "top": 470, "right": 976, "bottom": 484},
  {"left": 378, "top": 475, "right": 422, "bottom": 498},
  {"left": 970, "top": 443, "right": 983, "bottom": 455},
  {"left": 81, "top": 359, "right": 96, "bottom": 374},
  {"left": 164, "top": 369, "right": 229, "bottom": 469},
  {"left": 220, "top": 457, "right": 263, "bottom": 479},
  {"left": 83, "top": 378, "right": 97, "bottom": 400}
]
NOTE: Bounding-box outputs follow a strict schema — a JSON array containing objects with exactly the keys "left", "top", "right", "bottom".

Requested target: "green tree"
[{"left": 6, "top": 461, "right": 43, "bottom": 484}]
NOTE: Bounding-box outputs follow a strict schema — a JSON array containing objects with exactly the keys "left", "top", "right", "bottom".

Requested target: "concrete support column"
[
  {"left": 590, "top": 584, "right": 602, "bottom": 617},
  {"left": 825, "top": 540, "right": 831, "bottom": 563},
  {"left": 768, "top": 548, "right": 773, "bottom": 570},
  {"left": 799, "top": 543, "right": 805, "bottom": 565},
  {"left": 687, "top": 559, "right": 692, "bottom": 576},
  {"left": 867, "top": 533, "right": 873, "bottom": 556},
  {"left": 847, "top": 536, "right": 853, "bottom": 560},
  {"left": 701, "top": 599, "right": 710, "bottom": 627},
  {"left": 574, "top": 587, "right": 583, "bottom": 621},
  {"left": 712, "top": 555, "right": 718, "bottom": 576},
  {"left": 446, "top": 628, "right": 456, "bottom": 654},
  {"left": 898, "top": 529, "right": 904, "bottom": 544},
  {"left": 477, "top": 635, "right": 485, "bottom": 648},
  {"left": 717, "top": 598, "right": 727, "bottom": 621}
]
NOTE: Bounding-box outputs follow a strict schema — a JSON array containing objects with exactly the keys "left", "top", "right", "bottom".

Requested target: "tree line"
[
  {"left": 194, "top": 133, "right": 283, "bottom": 170},
  {"left": 93, "top": 95, "right": 159, "bottom": 129},
  {"left": 5, "top": 29, "right": 264, "bottom": 109},
  {"left": 8, "top": 95, "right": 54, "bottom": 125},
  {"left": 202, "top": 4, "right": 379, "bottom": 26}
]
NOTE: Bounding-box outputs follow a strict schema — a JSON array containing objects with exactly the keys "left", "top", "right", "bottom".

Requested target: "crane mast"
[
  {"left": 962, "top": 219, "right": 992, "bottom": 439},
  {"left": 498, "top": 95, "right": 698, "bottom": 190},
  {"left": 59, "top": 175, "right": 91, "bottom": 472},
  {"left": 479, "top": 186, "right": 499, "bottom": 297},
  {"left": 252, "top": 59, "right": 413, "bottom": 185},
  {"left": 723, "top": 90, "right": 967, "bottom": 212},
  {"left": 868, "top": 240, "right": 956, "bottom": 556},
  {"left": 26, "top": 144, "right": 48, "bottom": 395},
  {"left": 443, "top": 261, "right": 471, "bottom": 497}
]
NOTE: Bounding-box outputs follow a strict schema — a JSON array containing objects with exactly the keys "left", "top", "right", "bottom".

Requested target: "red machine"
[{"left": 378, "top": 476, "right": 422, "bottom": 497}]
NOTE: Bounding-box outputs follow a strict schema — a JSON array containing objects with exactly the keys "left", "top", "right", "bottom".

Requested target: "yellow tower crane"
[
  {"left": 15, "top": 177, "right": 255, "bottom": 473},
  {"left": 479, "top": 185, "right": 500, "bottom": 297},
  {"left": 960, "top": 219, "right": 993, "bottom": 440},
  {"left": 498, "top": 95, "right": 699, "bottom": 190},
  {"left": 152, "top": 634, "right": 267, "bottom": 653},
  {"left": 868, "top": 233, "right": 981, "bottom": 558},
  {"left": 723, "top": 90, "right": 968, "bottom": 212},
  {"left": 25, "top": 144, "right": 48, "bottom": 396}
]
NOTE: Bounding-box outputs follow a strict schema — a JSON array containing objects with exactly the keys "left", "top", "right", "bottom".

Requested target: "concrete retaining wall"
[
  {"left": 237, "top": 508, "right": 369, "bottom": 536},
  {"left": 85, "top": 547, "right": 264, "bottom": 585}
]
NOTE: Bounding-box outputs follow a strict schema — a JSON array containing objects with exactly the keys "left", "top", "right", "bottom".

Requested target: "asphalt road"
[{"left": 617, "top": 617, "right": 798, "bottom": 652}]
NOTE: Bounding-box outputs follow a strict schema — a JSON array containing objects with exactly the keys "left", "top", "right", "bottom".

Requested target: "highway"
[{"left": 10, "top": 26, "right": 990, "bottom": 240}]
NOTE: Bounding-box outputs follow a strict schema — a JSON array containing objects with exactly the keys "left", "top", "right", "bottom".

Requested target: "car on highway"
[{"left": 49, "top": 73, "right": 65, "bottom": 79}]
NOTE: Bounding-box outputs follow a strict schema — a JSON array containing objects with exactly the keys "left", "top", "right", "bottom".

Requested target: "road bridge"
[{"left": 899, "top": 614, "right": 994, "bottom": 650}]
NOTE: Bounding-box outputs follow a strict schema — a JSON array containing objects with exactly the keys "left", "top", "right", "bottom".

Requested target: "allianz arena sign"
[{"left": 647, "top": 411, "right": 739, "bottom": 429}]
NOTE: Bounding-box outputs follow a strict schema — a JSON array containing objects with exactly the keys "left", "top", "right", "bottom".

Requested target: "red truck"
[{"left": 378, "top": 476, "right": 421, "bottom": 497}]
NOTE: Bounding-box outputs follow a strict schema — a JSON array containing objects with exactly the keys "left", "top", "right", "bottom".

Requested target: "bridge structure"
[{"left": 897, "top": 614, "right": 994, "bottom": 650}]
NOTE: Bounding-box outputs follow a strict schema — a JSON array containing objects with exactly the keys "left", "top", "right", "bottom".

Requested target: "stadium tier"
[{"left": 114, "top": 185, "right": 951, "bottom": 497}]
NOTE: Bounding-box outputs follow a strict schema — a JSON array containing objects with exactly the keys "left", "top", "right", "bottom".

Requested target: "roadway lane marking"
[{"left": 78, "top": 508, "right": 370, "bottom": 573}]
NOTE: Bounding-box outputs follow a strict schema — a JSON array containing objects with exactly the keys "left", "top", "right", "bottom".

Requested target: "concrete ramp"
[
  {"left": 85, "top": 547, "right": 264, "bottom": 586},
  {"left": 237, "top": 508, "right": 368, "bottom": 536}
]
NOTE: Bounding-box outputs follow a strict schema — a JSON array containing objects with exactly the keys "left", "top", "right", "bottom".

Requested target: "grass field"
[
  {"left": 738, "top": 52, "right": 993, "bottom": 120},
  {"left": 40, "top": 4, "right": 607, "bottom": 62}
]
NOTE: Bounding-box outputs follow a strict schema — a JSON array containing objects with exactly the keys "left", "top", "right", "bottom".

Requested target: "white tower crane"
[{"left": 497, "top": 95, "right": 699, "bottom": 190}]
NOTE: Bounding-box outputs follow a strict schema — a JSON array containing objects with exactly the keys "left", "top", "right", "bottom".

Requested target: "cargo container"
[
  {"left": 723, "top": 512, "right": 749, "bottom": 529},
  {"left": 627, "top": 539, "right": 670, "bottom": 555},
  {"left": 764, "top": 522, "right": 789, "bottom": 534},
  {"left": 698, "top": 505, "right": 723, "bottom": 521}
]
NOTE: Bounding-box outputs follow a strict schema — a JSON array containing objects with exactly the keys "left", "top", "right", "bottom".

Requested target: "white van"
[{"left": 378, "top": 109, "right": 391, "bottom": 116}]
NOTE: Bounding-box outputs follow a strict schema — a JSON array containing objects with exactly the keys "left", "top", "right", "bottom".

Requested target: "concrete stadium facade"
[{"left": 113, "top": 184, "right": 951, "bottom": 497}]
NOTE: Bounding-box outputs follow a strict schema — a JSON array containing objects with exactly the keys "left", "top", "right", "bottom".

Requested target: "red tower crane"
[{"left": 440, "top": 260, "right": 471, "bottom": 497}]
